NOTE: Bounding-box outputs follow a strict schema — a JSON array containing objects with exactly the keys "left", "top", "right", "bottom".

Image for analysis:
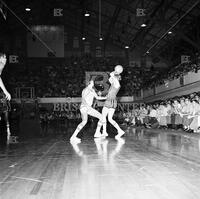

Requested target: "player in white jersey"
[
  {"left": 70, "top": 80, "right": 106, "bottom": 143},
  {"left": 0, "top": 53, "right": 11, "bottom": 142},
  {"left": 0, "top": 53, "right": 11, "bottom": 100}
]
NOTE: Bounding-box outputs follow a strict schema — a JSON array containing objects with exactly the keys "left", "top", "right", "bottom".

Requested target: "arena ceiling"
[{"left": 1, "top": 0, "right": 200, "bottom": 67}]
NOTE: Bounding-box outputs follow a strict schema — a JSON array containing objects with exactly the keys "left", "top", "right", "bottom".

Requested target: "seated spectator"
[
  {"left": 189, "top": 99, "right": 200, "bottom": 133},
  {"left": 145, "top": 105, "right": 159, "bottom": 129},
  {"left": 137, "top": 105, "right": 148, "bottom": 126},
  {"left": 180, "top": 97, "right": 193, "bottom": 132},
  {"left": 157, "top": 102, "right": 168, "bottom": 129},
  {"left": 166, "top": 100, "right": 173, "bottom": 129},
  {"left": 171, "top": 98, "right": 183, "bottom": 130}
]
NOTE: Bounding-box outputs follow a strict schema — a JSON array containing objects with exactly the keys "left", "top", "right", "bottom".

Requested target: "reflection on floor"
[{"left": 0, "top": 123, "right": 200, "bottom": 199}]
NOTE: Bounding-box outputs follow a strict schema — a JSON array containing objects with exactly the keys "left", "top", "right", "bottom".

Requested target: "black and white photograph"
[{"left": 0, "top": 0, "right": 200, "bottom": 198}]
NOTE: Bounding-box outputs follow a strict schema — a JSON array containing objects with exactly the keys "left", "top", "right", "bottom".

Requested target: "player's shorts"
[
  {"left": 80, "top": 105, "right": 94, "bottom": 114},
  {"left": 104, "top": 98, "right": 117, "bottom": 109}
]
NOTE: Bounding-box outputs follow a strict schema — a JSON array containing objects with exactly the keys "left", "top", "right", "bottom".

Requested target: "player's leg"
[
  {"left": 70, "top": 107, "right": 88, "bottom": 143},
  {"left": 107, "top": 108, "right": 125, "bottom": 139},
  {"left": 3, "top": 111, "right": 11, "bottom": 141},
  {"left": 101, "top": 107, "right": 109, "bottom": 136},
  {"left": 87, "top": 107, "right": 103, "bottom": 138}
]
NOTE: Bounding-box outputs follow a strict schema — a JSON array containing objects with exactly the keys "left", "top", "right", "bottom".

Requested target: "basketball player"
[
  {"left": 70, "top": 80, "right": 106, "bottom": 143},
  {"left": 0, "top": 53, "right": 11, "bottom": 141},
  {"left": 96, "top": 65, "right": 125, "bottom": 139},
  {"left": 0, "top": 53, "right": 11, "bottom": 101}
]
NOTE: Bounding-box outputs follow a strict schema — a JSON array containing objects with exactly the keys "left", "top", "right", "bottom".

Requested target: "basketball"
[{"left": 114, "top": 65, "right": 123, "bottom": 74}]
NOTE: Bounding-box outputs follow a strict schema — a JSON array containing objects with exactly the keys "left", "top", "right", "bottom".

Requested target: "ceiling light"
[
  {"left": 25, "top": 7, "right": 31, "bottom": 11},
  {"left": 84, "top": 11, "right": 90, "bottom": 17},
  {"left": 141, "top": 23, "right": 146, "bottom": 27},
  {"left": 146, "top": 51, "right": 150, "bottom": 54},
  {"left": 168, "top": 31, "right": 172, "bottom": 34},
  {"left": 99, "top": 37, "right": 103, "bottom": 40},
  {"left": 125, "top": 46, "right": 129, "bottom": 49},
  {"left": 82, "top": 37, "right": 86, "bottom": 40}
]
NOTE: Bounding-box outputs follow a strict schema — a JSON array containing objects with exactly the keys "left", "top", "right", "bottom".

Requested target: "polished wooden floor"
[{"left": 1, "top": 122, "right": 200, "bottom": 199}]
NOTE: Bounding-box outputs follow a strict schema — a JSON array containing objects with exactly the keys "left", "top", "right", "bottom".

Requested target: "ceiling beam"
[
  {"left": 142, "top": 0, "right": 199, "bottom": 59},
  {"left": 87, "top": 8, "right": 165, "bottom": 42},
  {"left": 175, "top": 30, "right": 200, "bottom": 51},
  {"left": 64, "top": 11, "right": 126, "bottom": 51},
  {"left": 130, "top": 0, "right": 166, "bottom": 46},
  {"left": 130, "top": 0, "right": 175, "bottom": 50},
  {"left": 80, "top": 0, "right": 85, "bottom": 38},
  {"left": 151, "top": 0, "right": 197, "bottom": 19},
  {"left": 103, "top": 0, "right": 136, "bottom": 15},
  {"left": 103, "top": 0, "right": 122, "bottom": 50}
]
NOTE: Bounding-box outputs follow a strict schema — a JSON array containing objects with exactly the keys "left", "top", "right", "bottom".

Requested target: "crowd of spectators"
[
  {"left": 6, "top": 55, "right": 143, "bottom": 97},
  {"left": 4, "top": 54, "right": 200, "bottom": 98},
  {"left": 143, "top": 55, "right": 200, "bottom": 89},
  {"left": 122, "top": 92, "right": 200, "bottom": 134},
  {"left": 8, "top": 63, "right": 85, "bottom": 98}
]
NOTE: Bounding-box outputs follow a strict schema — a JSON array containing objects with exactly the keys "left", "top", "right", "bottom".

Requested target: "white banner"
[{"left": 37, "top": 96, "right": 134, "bottom": 104}]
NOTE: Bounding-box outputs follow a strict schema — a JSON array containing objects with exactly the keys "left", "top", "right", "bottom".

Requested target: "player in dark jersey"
[{"left": 101, "top": 65, "right": 125, "bottom": 139}]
